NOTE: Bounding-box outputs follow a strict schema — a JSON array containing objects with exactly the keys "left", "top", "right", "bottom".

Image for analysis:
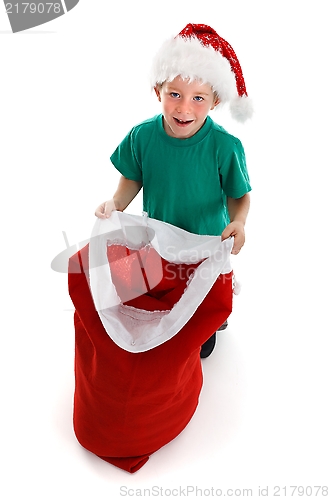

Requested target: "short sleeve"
[
  {"left": 219, "top": 138, "right": 251, "bottom": 199},
  {"left": 110, "top": 128, "right": 143, "bottom": 182}
]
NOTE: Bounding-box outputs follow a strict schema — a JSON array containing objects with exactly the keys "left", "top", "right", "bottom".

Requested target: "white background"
[{"left": 1, "top": 1, "right": 329, "bottom": 498}]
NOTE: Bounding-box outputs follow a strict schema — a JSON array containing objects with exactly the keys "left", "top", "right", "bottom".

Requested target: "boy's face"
[{"left": 154, "top": 76, "right": 219, "bottom": 139}]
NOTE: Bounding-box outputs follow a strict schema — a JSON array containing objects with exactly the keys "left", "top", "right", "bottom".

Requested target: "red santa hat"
[{"left": 151, "top": 23, "right": 253, "bottom": 123}]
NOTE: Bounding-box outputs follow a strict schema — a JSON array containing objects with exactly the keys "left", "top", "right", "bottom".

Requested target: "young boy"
[{"left": 95, "top": 23, "right": 252, "bottom": 357}]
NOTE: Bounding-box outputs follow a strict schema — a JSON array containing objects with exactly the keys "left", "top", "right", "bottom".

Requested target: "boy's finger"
[
  {"left": 95, "top": 208, "right": 106, "bottom": 218},
  {"left": 221, "top": 229, "right": 232, "bottom": 241}
]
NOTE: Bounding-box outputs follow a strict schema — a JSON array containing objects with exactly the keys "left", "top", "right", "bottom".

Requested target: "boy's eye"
[
  {"left": 170, "top": 92, "right": 180, "bottom": 98},
  {"left": 194, "top": 96, "right": 204, "bottom": 102}
]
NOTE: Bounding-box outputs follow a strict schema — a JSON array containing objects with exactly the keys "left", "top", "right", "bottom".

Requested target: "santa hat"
[{"left": 151, "top": 23, "right": 253, "bottom": 122}]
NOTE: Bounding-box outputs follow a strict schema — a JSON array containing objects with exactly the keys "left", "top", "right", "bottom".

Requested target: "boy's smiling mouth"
[{"left": 174, "top": 117, "right": 194, "bottom": 125}]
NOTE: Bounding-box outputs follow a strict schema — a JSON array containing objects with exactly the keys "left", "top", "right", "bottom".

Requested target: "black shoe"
[
  {"left": 200, "top": 321, "right": 228, "bottom": 359},
  {"left": 200, "top": 332, "right": 216, "bottom": 358}
]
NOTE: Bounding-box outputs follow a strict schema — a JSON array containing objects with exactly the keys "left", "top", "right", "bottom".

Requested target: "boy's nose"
[{"left": 177, "top": 99, "right": 191, "bottom": 114}]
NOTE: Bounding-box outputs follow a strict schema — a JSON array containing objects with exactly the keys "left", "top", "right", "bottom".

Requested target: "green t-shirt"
[{"left": 110, "top": 114, "right": 251, "bottom": 236}]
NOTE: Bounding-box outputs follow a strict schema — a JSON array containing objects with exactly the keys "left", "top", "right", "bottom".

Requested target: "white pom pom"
[{"left": 230, "top": 95, "right": 254, "bottom": 123}]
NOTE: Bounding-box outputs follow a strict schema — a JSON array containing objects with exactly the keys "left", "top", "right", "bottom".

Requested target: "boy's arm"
[
  {"left": 221, "top": 193, "right": 250, "bottom": 255},
  {"left": 95, "top": 176, "right": 142, "bottom": 218}
]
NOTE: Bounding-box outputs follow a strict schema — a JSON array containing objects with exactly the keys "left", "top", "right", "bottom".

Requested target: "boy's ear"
[
  {"left": 211, "top": 96, "right": 221, "bottom": 110},
  {"left": 154, "top": 86, "right": 162, "bottom": 102}
]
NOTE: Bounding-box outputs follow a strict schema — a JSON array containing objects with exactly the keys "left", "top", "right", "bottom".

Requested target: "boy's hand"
[
  {"left": 221, "top": 221, "right": 245, "bottom": 255},
  {"left": 95, "top": 199, "right": 117, "bottom": 219},
  {"left": 95, "top": 176, "right": 142, "bottom": 218}
]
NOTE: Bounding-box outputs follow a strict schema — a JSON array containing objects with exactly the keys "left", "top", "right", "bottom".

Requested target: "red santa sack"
[{"left": 68, "top": 211, "right": 233, "bottom": 473}]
